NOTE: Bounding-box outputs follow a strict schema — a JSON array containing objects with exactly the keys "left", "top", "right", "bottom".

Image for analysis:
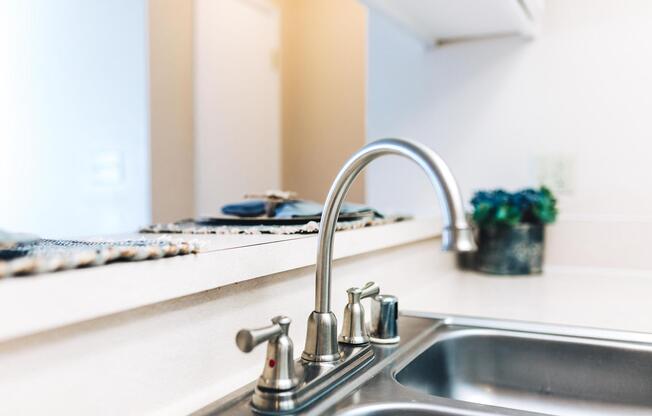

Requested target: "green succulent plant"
[{"left": 471, "top": 187, "right": 558, "bottom": 227}]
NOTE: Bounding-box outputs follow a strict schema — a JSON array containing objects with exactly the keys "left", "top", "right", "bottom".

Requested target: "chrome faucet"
[
  {"left": 235, "top": 138, "right": 475, "bottom": 413},
  {"left": 302, "top": 138, "right": 476, "bottom": 363}
]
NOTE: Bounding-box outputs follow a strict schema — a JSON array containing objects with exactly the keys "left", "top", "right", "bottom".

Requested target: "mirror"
[{"left": 1, "top": 0, "right": 651, "bottom": 271}]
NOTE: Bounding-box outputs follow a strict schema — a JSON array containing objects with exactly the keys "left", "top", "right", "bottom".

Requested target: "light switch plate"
[{"left": 91, "top": 150, "right": 125, "bottom": 188}]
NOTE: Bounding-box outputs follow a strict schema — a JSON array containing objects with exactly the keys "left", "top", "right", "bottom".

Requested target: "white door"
[{"left": 194, "top": 0, "right": 281, "bottom": 216}]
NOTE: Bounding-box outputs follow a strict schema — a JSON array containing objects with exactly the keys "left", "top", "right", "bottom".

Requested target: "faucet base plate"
[
  {"left": 252, "top": 343, "right": 374, "bottom": 414},
  {"left": 301, "top": 311, "right": 340, "bottom": 363}
]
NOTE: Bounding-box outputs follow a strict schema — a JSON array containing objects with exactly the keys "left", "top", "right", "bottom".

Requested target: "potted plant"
[{"left": 469, "top": 187, "right": 558, "bottom": 275}]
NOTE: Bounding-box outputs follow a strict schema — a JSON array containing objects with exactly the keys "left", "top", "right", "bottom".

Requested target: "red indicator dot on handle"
[{"left": 268, "top": 359, "right": 276, "bottom": 368}]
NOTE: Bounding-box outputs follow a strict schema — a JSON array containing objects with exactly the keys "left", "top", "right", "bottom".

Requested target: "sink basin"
[{"left": 395, "top": 325, "right": 652, "bottom": 416}]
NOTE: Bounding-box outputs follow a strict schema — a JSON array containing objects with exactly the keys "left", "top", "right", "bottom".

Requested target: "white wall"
[
  {"left": 365, "top": 9, "right": 439, "bottom": 217},
  {"left": 194, "top": 0, "right": 281, "bottom": 216},
  {"left": 0, "top": 0, "right": 150, "bottom": 238},
  {"left": 366, "top": 0, "right": 652, "bottom": 226}
]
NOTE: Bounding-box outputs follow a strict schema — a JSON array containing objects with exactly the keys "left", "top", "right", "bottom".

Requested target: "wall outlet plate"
[{"left": 536, "top": 154, "right": 576, "bottom": 195}]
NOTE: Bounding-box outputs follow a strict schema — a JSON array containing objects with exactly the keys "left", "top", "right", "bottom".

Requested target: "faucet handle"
[
  {"left": 236, "top": 316, "right": 287, "bottom": 352},
  {"left": 236, "top": 316, "right": 299, "bottom": 391},
  {"left": 359, "top": 281, "right": 380, "bottom": 300},
  {"left": 346, "top": 281, "right": 379, "bottom": 303},
  {"left": 339, "top": 282, "right": 379, "bottom": 345}
]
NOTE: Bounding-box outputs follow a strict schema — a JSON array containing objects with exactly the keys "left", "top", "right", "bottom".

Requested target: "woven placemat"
[
  {"left": 1, "top": 216, "right": 408, "bottom": 278},
  {"left": 140, "top": 215, "right": 409, "bottom": 235},
  {"left": 0, "top": 237, "right": 200, "bottom": 278}
]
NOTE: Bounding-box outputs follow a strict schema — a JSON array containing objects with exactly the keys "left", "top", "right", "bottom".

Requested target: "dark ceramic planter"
[{"left": 474, "top": 223, "right": 544, "bottom": 275}]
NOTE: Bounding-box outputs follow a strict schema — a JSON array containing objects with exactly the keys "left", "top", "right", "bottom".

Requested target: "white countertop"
[
  {"left": 0, "top": 218, "right": 438, "bottom": 342},
  {"left": 401, "top": 263, "right": 652, "bottom": 334}
]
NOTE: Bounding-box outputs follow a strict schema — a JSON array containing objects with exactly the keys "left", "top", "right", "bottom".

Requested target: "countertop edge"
[{"left": 0, "top": 218, "right": 440, "bottom": 342}]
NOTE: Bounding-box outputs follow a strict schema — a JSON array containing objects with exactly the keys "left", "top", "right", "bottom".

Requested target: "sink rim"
[
  {"left": 402, "top": 310, "right": 652, "bottom": 345},
  {"left": 335, "top": 401, "right": 514, "bottom": 416}
]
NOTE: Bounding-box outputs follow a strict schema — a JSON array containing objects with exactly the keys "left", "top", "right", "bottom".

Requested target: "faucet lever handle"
[
  {"left": 359, "top": 281, "right": 380, "bottom": 300},
  {"left": 235, "top": 316, "right": 299, "bottom": 391},
  {"left": 236, "top": 316, "right": 289, "bottom": 353},
  {"left": 339, "top": 282, "right": 379, "bottom": 345},
  {"left": 346, "top": 281, "right": 379, "bottom": 303}
]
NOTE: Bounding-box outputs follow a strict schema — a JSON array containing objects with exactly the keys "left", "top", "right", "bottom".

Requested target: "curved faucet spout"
[
  {"left": 301, "top": 138, "right": 476, "bottom": 363},
  {"left": 316, "top": 138, "right": 475, "bottom": 312}
]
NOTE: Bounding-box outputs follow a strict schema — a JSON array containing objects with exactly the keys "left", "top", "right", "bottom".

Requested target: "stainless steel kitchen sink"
[
  {"left": 395, "top": 324, "right": 652, "bottom": 416},
  {"left": 195, "top": 313, "right": 652, "bottom": 416}
]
